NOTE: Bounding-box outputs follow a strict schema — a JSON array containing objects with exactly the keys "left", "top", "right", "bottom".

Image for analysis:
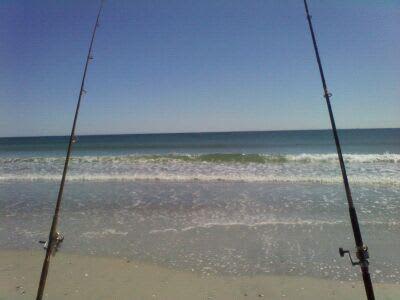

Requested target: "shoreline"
[{"left": 1, "top": 250, "right": 399, "bottom": 300}]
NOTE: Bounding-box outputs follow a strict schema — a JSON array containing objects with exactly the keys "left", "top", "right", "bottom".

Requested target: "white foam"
[
  {"left": 148, "top": 220, "right": 400, "bottom": 234},
  {"left": 82, "top": 229, "right": 128, "bottom": 238},
  {"left": 1, "top": 173, "right": 399, "bottom": 186},
  {"left": 2, "top": 152, "right": 399, "bottom": 187},
  {"left": 285, "top": 153, "right": 400, "bottom": 163},
  {"left": 149, "top": 228, "right": 179, "bottom": 234},
  {"left": 1, "top": 153, "right": 400, "bottom": 164}
]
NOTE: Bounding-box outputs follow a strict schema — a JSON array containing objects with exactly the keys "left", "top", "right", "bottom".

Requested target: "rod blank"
[
  {"left": 302, "top": 1, "right": 374, "bottom": 299},
  {"left": 35, "top": 1, "right": 104, "bottom": 299}
]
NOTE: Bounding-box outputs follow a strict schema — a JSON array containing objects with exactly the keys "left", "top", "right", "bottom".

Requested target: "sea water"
[{"left": 0, "top": 129, "right": 399, "bottom": 283}]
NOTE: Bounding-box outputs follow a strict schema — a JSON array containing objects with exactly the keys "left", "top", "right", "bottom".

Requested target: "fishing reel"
[
  {"left": 39, "top": 232, "right": 64, "bottom": 256},
  {"left": 339, "top": 245, "right": 369, "bottom": 266}
]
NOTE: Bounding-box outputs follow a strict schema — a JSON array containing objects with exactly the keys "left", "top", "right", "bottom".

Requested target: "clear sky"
[{"left": 1, "top": 0, "right": 399, "bottom": 137}]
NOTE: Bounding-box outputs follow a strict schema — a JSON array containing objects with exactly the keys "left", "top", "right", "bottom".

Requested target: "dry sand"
[{"left": 1, "top": 250, "right": 399, "bottom": 300}]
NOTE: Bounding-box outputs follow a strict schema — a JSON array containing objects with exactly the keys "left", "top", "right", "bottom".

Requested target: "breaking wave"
[
  {"left": 2, "top": 152, "right": 398, "bottom": 186},
  {"left": 1, "top": 153, "right": 400, "bottom": 164},
  {"left": 1, "top": 173, "right": 399, "bottom": 186}
]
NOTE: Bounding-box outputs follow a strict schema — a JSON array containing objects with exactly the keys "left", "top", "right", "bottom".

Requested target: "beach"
[
  {"left": 3, "top": 0, "right": 399, "bottom": 296},
  {"left": 2, "top": 250, "right": 399, "bottom": 300},
  {"left": 1, "top": 129, "right": 400, "bottom": 299}
]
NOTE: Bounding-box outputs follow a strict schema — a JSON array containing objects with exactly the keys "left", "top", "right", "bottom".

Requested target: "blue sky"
[{"left": 1, "top": 0, "right": 399, "bottom": 137}]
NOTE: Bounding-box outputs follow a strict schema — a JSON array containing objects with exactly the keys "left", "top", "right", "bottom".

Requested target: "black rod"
[
  {"left": 302, "top": 1, "right": 375, "bottom": 299},
  {"left": 35, "top": 1, "right": 104, "bottom": 299}
]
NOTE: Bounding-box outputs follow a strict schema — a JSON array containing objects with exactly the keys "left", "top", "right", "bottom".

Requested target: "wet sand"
[{"left": 1, "top": 250, "right": 399, "bottom": 300}]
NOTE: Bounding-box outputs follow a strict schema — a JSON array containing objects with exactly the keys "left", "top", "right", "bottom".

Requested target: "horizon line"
[{"left": 1, "top": 127, "right": 399, "bottom": 139}]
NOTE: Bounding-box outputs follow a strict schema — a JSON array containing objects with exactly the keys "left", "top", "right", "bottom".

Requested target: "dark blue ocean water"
[{"left": 1, "top": 128, "right": 399, "bottom": 157}]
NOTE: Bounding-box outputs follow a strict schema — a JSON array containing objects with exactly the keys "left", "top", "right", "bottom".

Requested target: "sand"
[{"left": 1, "top": 250, "right": 399, "bottom": 300}]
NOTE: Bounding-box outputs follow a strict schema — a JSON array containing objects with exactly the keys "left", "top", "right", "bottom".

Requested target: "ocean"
[{"left": 1, "top": 129, "right": 399, "bottom": 284}]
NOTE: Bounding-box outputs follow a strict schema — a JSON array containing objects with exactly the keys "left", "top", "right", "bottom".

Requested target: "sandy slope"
[{"left": 1, "top": 250, "right": 399, "bottom": 300}]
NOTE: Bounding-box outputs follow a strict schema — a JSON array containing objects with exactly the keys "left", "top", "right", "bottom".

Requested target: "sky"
[{"left": 0, "top": 0, "right": 399, "bottom": 137}]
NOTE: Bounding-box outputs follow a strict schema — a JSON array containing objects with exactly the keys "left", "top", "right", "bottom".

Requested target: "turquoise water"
[{"left": 0, "top": 129, "right": 399, "bottom": 283}]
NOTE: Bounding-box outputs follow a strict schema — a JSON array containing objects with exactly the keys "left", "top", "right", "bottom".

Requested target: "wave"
[
  {"left": 148, "top": 220, "right": 400, "bottom": 234},
  {"left": 82, "top": 229, "right": 129, "bottom": 238},
  {"left": 1, "top": 173, "right": 399, "bottom": 186},
  {"left": 2, "top": 153, "right": 400, "bottom": 165}
]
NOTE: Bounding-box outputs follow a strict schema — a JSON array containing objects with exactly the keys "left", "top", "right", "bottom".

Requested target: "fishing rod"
[
  {"left": 35, "top": 1, "right": 104, "bottom": 299},
  {"left": 302, "top": 1, "right": 374, "bottom": 299}
]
